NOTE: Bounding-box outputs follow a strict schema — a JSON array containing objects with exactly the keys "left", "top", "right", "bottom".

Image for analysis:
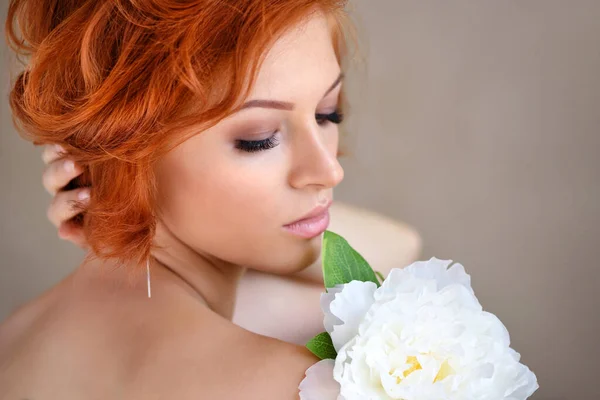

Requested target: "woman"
[
  {"left": 40, "top": 142, "right": 422, "bottom": 345},
  {"left": 1, "top": 0, "right": 419, "bottom": 398}
]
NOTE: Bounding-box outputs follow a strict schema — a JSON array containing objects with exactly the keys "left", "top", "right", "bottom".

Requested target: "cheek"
[
  {"left": 156, "top": 145, "right": 297, "bottom": 265},
  {"left": 162, "top": 162, "right": 278, "bottom": 229},
  {"left": 191, "top": 167, "right": 281, "bottom": 231}
]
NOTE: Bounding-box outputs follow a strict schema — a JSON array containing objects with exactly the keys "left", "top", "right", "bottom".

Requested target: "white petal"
[
  {"left": 299, "top": 359, "right": 341, "bottom": 400},
  {"left": 377, "top": 258, "right": 474, "bottom": 303},
  {"left": 325, "top": 281, "right": 377, "bottom": 351},
  {"left": 321, "top": 286, "right": 344, "bottom": 334},
  {"left": 504, "top": 363, "right": 539, "bottom": 400},
  {"left": 404, "top": 257, "right": 468, "bottom": 289}
]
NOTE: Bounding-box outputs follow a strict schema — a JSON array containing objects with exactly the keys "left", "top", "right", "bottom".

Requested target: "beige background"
[{"left": 2, "top": 1, "right": 599, "bottom": 399}]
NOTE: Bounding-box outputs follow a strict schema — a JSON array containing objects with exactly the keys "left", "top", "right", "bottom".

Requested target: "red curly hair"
[{"left": 5, "top": 0, "right": 354, "bottom": 267}]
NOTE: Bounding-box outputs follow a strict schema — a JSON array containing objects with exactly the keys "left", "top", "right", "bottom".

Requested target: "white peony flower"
[
  {"left": 299, "top": 359, "right": 341, "bottom": 400},
  {"left": 300, "top": 257, "right": 538, "bottom": 400}
]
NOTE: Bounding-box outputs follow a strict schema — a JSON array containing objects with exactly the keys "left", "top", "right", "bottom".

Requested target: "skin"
[
  {"left": 39, "top": 141, "right": 423, "bottom": 345},
  {"left": 0, "top": 13, "right": 341, "bottom": 399},
  {"left": 38, "top": 149, "right": 424, "bottom": 346}
]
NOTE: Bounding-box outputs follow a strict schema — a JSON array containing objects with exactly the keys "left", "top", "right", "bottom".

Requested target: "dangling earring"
[{"left": 146, "top": 258, "right": 152, "bottom": 299}]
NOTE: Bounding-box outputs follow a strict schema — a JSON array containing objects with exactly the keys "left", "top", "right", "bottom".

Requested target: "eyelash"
[
  {"left": 235, "top": 136, "right": 280, "bottom": 153},
  {"left": 235, "top": 109, "right": 345, "bottom": 153},
  {"left": 315, "top": 109, "right": 345, "bottom": 126}
]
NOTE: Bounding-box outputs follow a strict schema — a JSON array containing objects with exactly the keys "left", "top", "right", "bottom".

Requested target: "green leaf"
[
  {"left": 375, "top": 270, "right": 385, "bottom": 284},
  {"left": 322, "top": 230, "right": 380, "bottom": 289},
  {"left": 306, "top": 332, "right": 337, "bottom": 360}
]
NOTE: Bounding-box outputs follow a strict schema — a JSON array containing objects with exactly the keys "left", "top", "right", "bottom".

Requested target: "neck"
[{"left": 149, "top": 221, "right": 245, "bottom": 320}]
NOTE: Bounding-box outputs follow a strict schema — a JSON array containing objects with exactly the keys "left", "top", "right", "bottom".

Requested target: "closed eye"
[
  {"left": 235, "top": 135, "right": 279, "bottom": 153},
  {"left": 315, "top": 109, "right": 344, "bottom": 126}
]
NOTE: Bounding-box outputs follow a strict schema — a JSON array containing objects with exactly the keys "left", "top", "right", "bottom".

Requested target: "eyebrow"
[{"left": 238, "top": 72, "right": 344, "bottom": 111}]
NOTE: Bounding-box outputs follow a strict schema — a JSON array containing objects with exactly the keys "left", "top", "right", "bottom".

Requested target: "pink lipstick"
[{"left": 283, "top": 200, "right": 332, "bottom": 239}]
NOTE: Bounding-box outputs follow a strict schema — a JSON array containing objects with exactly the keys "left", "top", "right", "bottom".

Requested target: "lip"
[
  {"left": 290, "top": 199, "right": 333, "bottom": 224},
  {"left": 283, "top": 199, "right": 332, "bottom": 239}
]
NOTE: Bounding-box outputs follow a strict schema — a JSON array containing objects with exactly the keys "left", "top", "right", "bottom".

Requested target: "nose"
[{"left": 288, "top": 122, "right": 345, "bottom": 190}]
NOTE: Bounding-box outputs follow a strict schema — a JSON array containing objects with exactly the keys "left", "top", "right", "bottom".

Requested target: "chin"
[
  {"left": 285, "top": 235, "right": 323, "bottom": 274},
  {"left": 258, "top": 235, "right": 322, "bottom": 275}
]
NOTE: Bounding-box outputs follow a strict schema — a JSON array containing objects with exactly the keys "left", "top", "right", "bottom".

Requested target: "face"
[{"left": 155, "top": 13, "right": 345, "bottom": 274}]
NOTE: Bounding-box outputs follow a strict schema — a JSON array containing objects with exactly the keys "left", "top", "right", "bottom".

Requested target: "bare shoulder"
[
  {"left": 0, "top": 274, "right": 319, "bottom": 400},
  {"left": 131, "top": 319, "right": 320, "bottom": 400},
  {"left": 0, "top": 278, "right": 62, "bottom": 356},
  {"left": 0, "top": 285, "right": 66, "bottom": 398},
  {"left": 243, "top": 334, "right": 320, "bottom": 400}
]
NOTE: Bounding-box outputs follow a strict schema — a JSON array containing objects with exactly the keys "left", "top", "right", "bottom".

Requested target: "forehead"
[{"left": 248, "top": 12, "right": 341, "bottom": 102}]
